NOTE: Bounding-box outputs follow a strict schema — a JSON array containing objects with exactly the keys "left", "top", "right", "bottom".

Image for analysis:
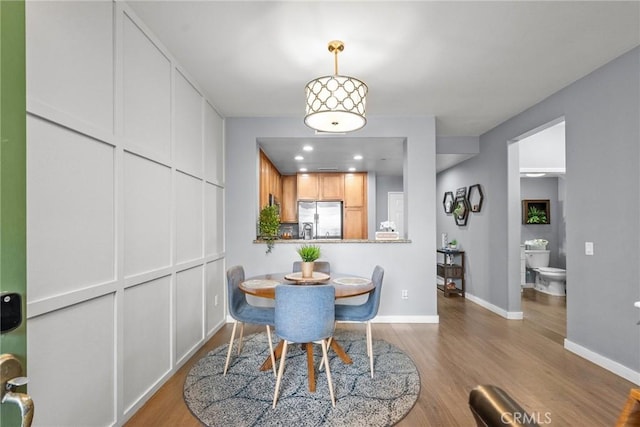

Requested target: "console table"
[{"left": 437, "top": 249, "right": 465, "bottom": 297}]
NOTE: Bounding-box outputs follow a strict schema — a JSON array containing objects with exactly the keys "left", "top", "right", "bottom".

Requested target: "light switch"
[{"left": 585, "top": 242, "right": 594, "bottom": 255}]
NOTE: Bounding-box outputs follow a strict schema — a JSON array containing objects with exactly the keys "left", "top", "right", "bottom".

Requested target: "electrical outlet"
[
  {"left": 401, "top": 290, "right": 408, "bottom": 299},
  {"left": 214, "top": 294, "right": 219, "bottom": 306}
]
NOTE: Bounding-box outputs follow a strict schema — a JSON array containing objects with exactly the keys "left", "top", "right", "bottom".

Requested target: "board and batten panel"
[
  {"left": 206, "top": 260, "right": 225, "bottom": 335},
  {"left": 122, "top": 12, "right": 171, "bottom": 162},
  {"left": 176, "top": 266, "right": 205, "bottom": 361},
  {"left": 205, "top": 182, "right": 224, "bottom": 256},
  {"left": 204, "top": 102, "right": 224, "bottom": 184},
  {"left": 174, "top": 71, "right": 203, "bottom": 177},
  {"left": 28, "top": 294, "right": 115, "bottom": 426},
  {"left": 176, "top": 171, "right": 203, "bottom": 263},
  {"left": 27, "top": 116, "right": 115, "bottom": 302},
  {"left": 123, "top": 276, "right": 172, "bottom": 411},
  {"left": 123, "top": 152, "right": 172, "bottom": 277},
  {"left": 25, "top": 0, "right": 113, "bottom": 133}
]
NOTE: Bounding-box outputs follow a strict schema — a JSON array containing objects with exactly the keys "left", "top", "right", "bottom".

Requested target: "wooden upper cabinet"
[
  {"left": 280, "top": 175, "right": 297, "bottom": 223},
  {"left": 259, "top": 149, "right": 282, "bottom": 208},
  {"left": 319, "top": 173, "right": 344, "bottom": 200},
  {"left": 297, "top": 173, "right": 319, "bottom": 200},
  {"left": 259, "top": 151, "right": 270, "bottom": 208},
  {"left": 344, "top": 172, "right": 367, "bottom": 207}
]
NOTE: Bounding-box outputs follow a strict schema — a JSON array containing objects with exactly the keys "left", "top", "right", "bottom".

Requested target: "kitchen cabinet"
[
  {"left": 259, "top": 151, "right": 270, "bottom": 208},
  {"left": 319, "top": 173, "right": 344, "bottom": 200},
  {"left": 259, "top": 150, "right": 282, "bottom": 208},
  {"left": 297, "top": 173, "right": 319, "bottom": 200},
  {"left": 344, "top": 173, "right": 366, "bottom": 207},
  {"left": 280, "top": 175, "right": 297, "bottom": 223},
  {"left": 343, "top": 173, "right": 367, "bottom": 239},
  {"left": 344, "top": 207, "right": 367, "bottom": 239},
  {"left": 294, "top": 171, "right": 367, "bottom": 239},
  {"left": 436, "top": 249, "right": 465, "bottom": 297}
]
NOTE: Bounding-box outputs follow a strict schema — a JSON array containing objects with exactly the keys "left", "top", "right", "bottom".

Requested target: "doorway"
[
  {"left": 387, "top": 192, "right": 404, "bottom": 237},
  {"left": 508, "top": 118, "right": 567, "bottom": 338}
]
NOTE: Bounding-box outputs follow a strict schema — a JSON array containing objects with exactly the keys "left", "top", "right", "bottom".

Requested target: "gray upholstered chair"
[
  {"left": 292, "top": 261, "right": 331, "bottom": 274},
  {"left": 273, "top": 284, "right": 336, "bottom": 408},
  {"left": 334, "top": 265, "right": 384, "bottom": 377},
  {"left": 224, "top": 265, "right": 276, "bottom": 376}
]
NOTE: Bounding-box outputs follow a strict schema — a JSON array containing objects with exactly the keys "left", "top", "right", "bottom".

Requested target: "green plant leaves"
[
  {"left": 296, "top": 244, "right": 321, "bottom": 262},
  {"left": 526, "top": 206, "right": 547, "bottom": 224}
]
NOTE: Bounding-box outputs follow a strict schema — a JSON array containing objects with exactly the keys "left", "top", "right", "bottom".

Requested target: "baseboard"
[
  {"left": 465, "top": 293, "right": 524, "bottom": 320},
  {"left": 564, "top": 339, "right": 640, "bottom": 385}
]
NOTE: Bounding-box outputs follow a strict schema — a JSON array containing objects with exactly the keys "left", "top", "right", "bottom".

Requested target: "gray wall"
[
  {"left": 520, "top": 177, "right": 566, "bottom": 269},
  {"left": 225, "top": 116, "right": 438, "bottom": 320},
  {"left": 438, "top": 47, "right": 640, "bottom": 374}
]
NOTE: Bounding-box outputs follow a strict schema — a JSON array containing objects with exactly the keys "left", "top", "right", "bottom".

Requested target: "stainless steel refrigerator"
[{"left": 298, "top": 201, "right": 343, "bottom": 239}]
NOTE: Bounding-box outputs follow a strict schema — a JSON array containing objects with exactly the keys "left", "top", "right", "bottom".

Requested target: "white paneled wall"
[{"left": 25, "top": 2, "right": 226, "bottom": 425}]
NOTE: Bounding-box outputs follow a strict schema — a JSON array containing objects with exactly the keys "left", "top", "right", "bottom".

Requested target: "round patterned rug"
[{"left": 184, "top": 329, "right": 420, "bottom": 426}]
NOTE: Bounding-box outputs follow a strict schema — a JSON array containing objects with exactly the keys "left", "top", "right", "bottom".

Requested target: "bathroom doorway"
[{"left": 508, "top": 118, "right": 567, "bottom": 339}]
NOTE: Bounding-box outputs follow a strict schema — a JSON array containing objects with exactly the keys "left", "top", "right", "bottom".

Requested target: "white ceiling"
[{"left": 127, "top": 1, "right": 639, "bottom": 174}]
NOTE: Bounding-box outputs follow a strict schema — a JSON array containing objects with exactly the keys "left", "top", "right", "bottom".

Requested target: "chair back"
[
  {"left": 365, "top": 265, "right": 385, "bottom": 319},
  {"left": 226, "top": 265, "right": 245, "bottom": 320},
  {"left": 275, "top": 284, "right": 335, "bottom": 343},
  {"left": 292, "top": 261, "right": 330, "bottom": 274}
]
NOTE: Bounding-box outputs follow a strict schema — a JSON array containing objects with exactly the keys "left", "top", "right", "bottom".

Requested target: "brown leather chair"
[{"left": 469, "top": 385, "right": 540, "bottom": 427}]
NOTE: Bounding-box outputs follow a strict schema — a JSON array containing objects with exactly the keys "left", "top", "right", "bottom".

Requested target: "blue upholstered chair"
[
  {"left": 224, "top": 265, "right": 276, "bottom": 376},
  {"left": 273, "top": 284, "right": 336, "bottom": 408},
  {"left": 334, "top": 265, "right": 384, "bottom": 377},
  {"left": 292, "top": 261, "right": 331, "bottom": 274}
]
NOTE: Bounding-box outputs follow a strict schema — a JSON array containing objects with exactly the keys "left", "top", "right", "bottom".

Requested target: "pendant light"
[{"left": 304, "top": 40, "right": 368, "bottom": 133}]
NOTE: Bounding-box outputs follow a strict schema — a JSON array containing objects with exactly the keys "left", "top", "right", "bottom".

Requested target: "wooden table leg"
[
  {"left": 330, "top": 339, "right": 353, "bottom": 364},
  {"left": 260, "top": 340, "right": 283, "bottom": 371},
  {"left": 305, "top": 343, "right": 316, "bottom": 392}
]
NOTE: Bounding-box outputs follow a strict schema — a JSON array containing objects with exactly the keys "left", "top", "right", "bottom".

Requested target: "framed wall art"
[
  {"left": 453, "top": 187, "right": 470, "bottom": 226},
  {"left": 522, "top": 199, "right": 550, "bottom": 224},
  {"left": 468, "top": 184, "right": 484, "bottom": 212},
  {"left": 443, "top": 191, "right": 454, "bottom": 214}
]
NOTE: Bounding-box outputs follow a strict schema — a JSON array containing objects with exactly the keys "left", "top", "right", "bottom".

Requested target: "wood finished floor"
[{"left": 125, "top": 291, "right": 635, "bottom": 426}]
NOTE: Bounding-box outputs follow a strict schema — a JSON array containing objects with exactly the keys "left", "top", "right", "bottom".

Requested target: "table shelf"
[{"left": 436, "top": 249, "right": 465, "bottom": 297}]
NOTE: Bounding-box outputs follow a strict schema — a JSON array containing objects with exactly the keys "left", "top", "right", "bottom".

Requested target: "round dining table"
[{"left": 239, "top": 271, "right": 374, "bottom": 392}]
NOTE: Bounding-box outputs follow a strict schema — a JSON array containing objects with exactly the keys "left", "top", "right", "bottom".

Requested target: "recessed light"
[
  {"left": 348, "top": 167, "right": 356, "bottom": 172},
  {"left": 294, "top": 155, "right": 304, "bottom": 160},
  {"left": 299, "top": 167, "right": 307, "bottom": 172},
  {"left": 353, "top": 155, "right": 363, "bottom": 160},
  {"left": 525, "top": 173, "right": 546, "bottom": 177},
  {"left": 303, "top": 145, "right": 313, "bottom": 152}
]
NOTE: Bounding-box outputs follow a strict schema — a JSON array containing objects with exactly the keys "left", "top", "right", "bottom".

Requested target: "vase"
[{"left": 301, "top": 261, "right": 314, "bottom": 278}]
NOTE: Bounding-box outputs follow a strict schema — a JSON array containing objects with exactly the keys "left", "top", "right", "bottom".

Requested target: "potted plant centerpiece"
[
  {"left": 259, "top": 204, "right": 280, "bottom": 254},
  {"left": 296, "top": 244, "right": 321, "bottom": 278}
]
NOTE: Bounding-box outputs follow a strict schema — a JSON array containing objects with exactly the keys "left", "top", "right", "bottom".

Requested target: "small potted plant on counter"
[
  {"left": 259, "top": 204, "right": 280, "bottom": 254},
  {"left": 296, "top": 244, "right": 321, "bottom": 278}
]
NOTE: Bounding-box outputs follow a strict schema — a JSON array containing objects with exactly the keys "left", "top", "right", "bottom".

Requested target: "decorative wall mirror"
[
  {"left": 468, "top": 184, "right": 484, "bottom": 212},
  {"left": 453, "top": 187, "right": 470, "bottom": 226},
  {"left": 443, "top": 191, "right": 454, "bottom": 214},
  {"left": 522, "top": 199, "right": 550, "bottom": 224}
]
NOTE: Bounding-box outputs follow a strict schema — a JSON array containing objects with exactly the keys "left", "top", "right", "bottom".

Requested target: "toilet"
[
  {"left": 524, "top": 247, "right": 566, "bottom": 296},
  {"left": 535, "top": 267, "right": 567, "bottom": 296}
]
